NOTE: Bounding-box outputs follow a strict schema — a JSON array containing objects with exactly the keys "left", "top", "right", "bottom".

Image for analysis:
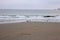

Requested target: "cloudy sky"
[{"left": 0, "top": 0, "right": 60, "bottom": 9}]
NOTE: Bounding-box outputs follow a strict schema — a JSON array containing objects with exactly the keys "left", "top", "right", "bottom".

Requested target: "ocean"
[
  {"left": 0, "top": 9, "right": 60, "bottom": 15},
  {"left": 0, "top": 9, "right": 60, "bottom": 23}
]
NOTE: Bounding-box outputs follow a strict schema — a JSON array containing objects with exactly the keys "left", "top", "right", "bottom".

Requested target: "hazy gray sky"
[{"left": 0, "top": 0, "right": 60, "bottom": 9}]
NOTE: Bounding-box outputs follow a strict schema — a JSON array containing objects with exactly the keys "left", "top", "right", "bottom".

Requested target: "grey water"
[
  {"left": 0, "top": 9, "right": 60, "bottom": 24},
  {"left": 0, "top": 9, "right": 60, "bottom": 16}
]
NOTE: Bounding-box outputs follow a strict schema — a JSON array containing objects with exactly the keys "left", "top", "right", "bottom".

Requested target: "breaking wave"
[{"left": 0, "top": 14, "right": 60, "bottom": 24}]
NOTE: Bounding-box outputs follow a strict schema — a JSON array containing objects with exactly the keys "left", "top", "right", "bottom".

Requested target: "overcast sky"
[{"left": 0, "top": 0, "right": 60, "bottom": 9}]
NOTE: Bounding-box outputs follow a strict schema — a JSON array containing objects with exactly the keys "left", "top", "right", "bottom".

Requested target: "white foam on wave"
[{"left": 0, "top": 15, "right": 60, "bottom": 24}]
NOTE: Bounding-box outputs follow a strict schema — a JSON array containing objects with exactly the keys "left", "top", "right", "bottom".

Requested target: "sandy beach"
[{"left": 0, "top": 22, "right": 60, "bottom": 40}]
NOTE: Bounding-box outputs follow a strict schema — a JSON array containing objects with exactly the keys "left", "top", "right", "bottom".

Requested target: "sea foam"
[{"left": 0, "top": 15, "right": 60, "bottom": 24}]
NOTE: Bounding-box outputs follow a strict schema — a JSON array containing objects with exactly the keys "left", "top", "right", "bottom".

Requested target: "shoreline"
[{"left": 0, "top": 21, "right": 60, "bottom": 24}]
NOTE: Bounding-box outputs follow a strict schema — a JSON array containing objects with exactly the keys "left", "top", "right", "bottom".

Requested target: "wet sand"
[{"left": 0, "top": 22, "right": 60, "bottom": 40}]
